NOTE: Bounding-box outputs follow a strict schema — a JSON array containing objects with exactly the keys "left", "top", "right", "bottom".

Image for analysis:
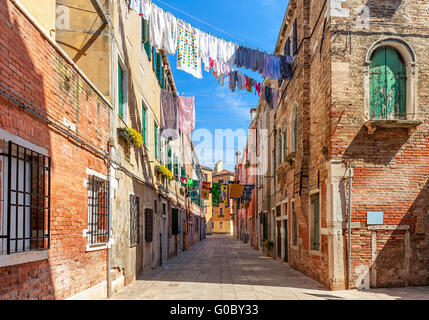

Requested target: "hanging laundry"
[
  {"left": 221, "top": 184, "right": 230, "bottom": 209},
  {"left": 255, "top": 82, "right": 261, "bottom": 96},
  {"left": 250, "top": 48, "right": 258, "bottom": 72},
  {"left": 178, "top": 96, "right": 195, "bottom": 135},
  {"left": 211, "top": 183, "right": 221, "bottom": 207},
  {"left": 229, "top": 184, "right": 244, "bottom": 199},
  {"left": 163, "top": 12, "right": 178, "bottom": 55},
  {"left": 208, "top": 34, "right": 218, "bottom": 62},
  {"left": 176, "top": 20, "right": 202, "bottom": 79},
  {"left": 241, "top": 185, "right": 255, "bottom": 201},
  {"left": 271, "top": 55, "right": 281, "bottom": 80},
  {"left": 201, "top": 181, "right": 211, "bottom": 200},
  {"left": 140, "top": 0, "right": 152, "bottom": 20},
  {"left": 258, "top": 51, "right": 265, "bottom": 74},
  {"left": 129, "top": 0, "right": 140, "bottom": 12},
  {"left": 265, "top": 86, "right": 274, "bottom": 108},
  {"left": 149, "top": 5, "right": 167, "bottom": 49},
  {"left": 229, "top": 71, "right": 237, "bottom": 92},
  {"left": 181, "top": 176, "right": 188, "bottom": 186},
  {"left": 272, "top": 88, "right": 279, "bottom": 112},
  {"left": 187, "top": 178, "right": 194, "bottom": 187},
  {"left": 160, "top": 89, "right": 179, "bottom": 141}
]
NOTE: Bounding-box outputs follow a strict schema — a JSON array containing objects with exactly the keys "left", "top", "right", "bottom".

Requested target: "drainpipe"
[
  {"left": 107, "top": 3, "right": 115, "bottom": 298},
  {"left": 348, "top": 167, "right": 353, "bottom": 290}
]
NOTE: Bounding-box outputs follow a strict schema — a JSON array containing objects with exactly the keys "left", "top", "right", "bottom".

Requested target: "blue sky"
[{"left": 156, "top": 0, "right": 289, "bottom": 171}]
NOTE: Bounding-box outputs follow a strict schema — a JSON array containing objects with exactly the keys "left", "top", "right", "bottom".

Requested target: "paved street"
[{"left": 111, "top": 235, "right": 429, "bottom": 300}]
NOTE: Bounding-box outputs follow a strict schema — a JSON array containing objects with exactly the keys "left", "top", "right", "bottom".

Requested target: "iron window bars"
[
  {"left": 0, "top": 141, "right": 51, "bottom": 255},
  {"left": 87, "top": 175, "right": 109, "bottom": 245},
  {"left": 129, "top": 194, "right": 140, "bottom": 247}
]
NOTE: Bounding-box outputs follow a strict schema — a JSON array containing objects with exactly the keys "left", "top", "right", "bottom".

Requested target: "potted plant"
[
  {"left": 118, "top": 127, "right": 143, "bottom": 147},
  {"left": 155, "top": 164, "right": 173, "bottom": 180},
  {"left": 262, "top": 239, "right": 274, "bottom": 257}
]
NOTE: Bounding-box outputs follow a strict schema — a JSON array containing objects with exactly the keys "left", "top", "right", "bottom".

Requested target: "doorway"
[
  {"left": 277, "top": 221, "right": 282, "bottom": 259},
  {"left": 284, "top": 219, "right": 288, "bottom": 263}
]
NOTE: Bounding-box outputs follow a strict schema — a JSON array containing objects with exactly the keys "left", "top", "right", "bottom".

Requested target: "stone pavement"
[{"left": 110, "top": 235, "right": 429, "bottom": 300}]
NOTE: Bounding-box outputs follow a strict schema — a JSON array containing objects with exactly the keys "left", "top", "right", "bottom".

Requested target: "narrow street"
[{"left": 111, "top": 235, "right": 429, "bottom": 300}]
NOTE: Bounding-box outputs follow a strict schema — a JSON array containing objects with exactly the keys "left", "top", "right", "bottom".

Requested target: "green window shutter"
[
  {"left": 283, "top": 129, "right": 287, "bottom": 160},
  {"left": 167, "top": 143, "right": 172, "bottom": 171},
  {"left": 181, "top": 165, "right": 186, "bottom": 177},
  {"left": 118, "top": 64, "right": 123, "bottom": 117},
  {"left": 174, "top": 155, "right": 179, "bottom": 176},
  {"left": 152, "top": 47, "right": 156, "bottom": 71},
  {"left": 142, "top": 107, "right": 146, "bottom": 146},
  {"left": 155, "top": 52, "right": 162, "bottom": 86},
  {"left": 370, "top": 46, "right": 406, "bottom": 120},
  {"left": 154, "top": 123, "right": 158, "bottom": 159},
  {"left": 142, "top": 18, "right": 152, "bottom": 59}
]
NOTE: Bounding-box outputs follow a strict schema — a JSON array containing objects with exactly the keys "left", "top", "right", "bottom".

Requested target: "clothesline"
[{"left": 154, "top": 0, "right": 271, "bottom": 55}]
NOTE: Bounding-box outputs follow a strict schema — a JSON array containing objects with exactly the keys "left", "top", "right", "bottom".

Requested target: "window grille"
[
  {"left": 87, "top": 175, "right": 109, "bottom": 245},
  {"left": 0, "top": 141, "right": 50, "bottom": 255},
  {"left": 129, "top": 194, "right": 140, "bottom": 247},
  {"left": 144, "top": 208, "right": 153, "bottom": 242}
]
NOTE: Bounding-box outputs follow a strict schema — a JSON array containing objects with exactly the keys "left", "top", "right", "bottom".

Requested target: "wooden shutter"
[
  {"left": 167, "top": 143, "right": 172, "bottom": 171},
  {"left": 118, "top": 64, "right": 123, "bottom": 117},
  {"left": 142, "top": 18, "right": 152, "bottom": 59},
  {"left": 145, "top": 208, "right": 153, "bottom": 242},
  {"left": 174, "top": 155, "right": 179, "bottom": 176},
  {"left": 370, "top": 46, "right": 406, "bottom": 120},
  {"left": 278, "top": 131, "right": 282, "bottom": 164}
]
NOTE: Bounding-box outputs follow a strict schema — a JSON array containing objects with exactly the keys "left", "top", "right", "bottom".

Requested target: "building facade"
[
  {"left": 211, "top": 166, "right": 235, "bottom": 235},
  {"left": 0, "top": 0, "right": 204, "bottom": 300},
  {"left": 247, "top": 0, "right": 429, "bottom": 290}
]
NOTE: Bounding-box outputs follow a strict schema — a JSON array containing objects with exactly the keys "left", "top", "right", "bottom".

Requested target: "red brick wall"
[{"left": 0, "top": 1, "right": 110, "bottom": 299}]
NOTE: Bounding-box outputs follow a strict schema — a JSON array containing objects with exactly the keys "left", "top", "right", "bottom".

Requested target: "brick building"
[
  {"left": 0, "top": 0, "right": 204, "bottom": 300},
  {"left": 0, "top": 0, "right": 110, "bottom": 299},
  {"left": 248, "top": 0, "right": 429, "bottom": 290}
]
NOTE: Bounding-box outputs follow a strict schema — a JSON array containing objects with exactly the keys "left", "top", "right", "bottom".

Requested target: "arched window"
[
  {"left": 290, "top": 104, "right": 297, "bottom": 153},
  {"left": 369, "top": 46, "right": 406, "bottom": 120}
]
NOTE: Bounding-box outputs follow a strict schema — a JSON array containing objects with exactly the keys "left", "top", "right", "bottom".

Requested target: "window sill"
[
  {"left": 364, "top": 119, "right": 422, "bottom": 134},
  {"left": 309, "top": 249, "right": 322, "bottom": 256},
  {"left": 86, "top": 243, "right": 108, "bottom": 252},
  {"left": 0, "top": 250, "right": 48, "bottom": 268}
]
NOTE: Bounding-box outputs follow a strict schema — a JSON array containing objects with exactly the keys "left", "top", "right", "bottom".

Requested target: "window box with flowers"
[
  {"left": 118, "top": 127, "right": 143, "bottom": 147},
  {"left": 155, "top": 164, "right": 173, "bottom": 180}
]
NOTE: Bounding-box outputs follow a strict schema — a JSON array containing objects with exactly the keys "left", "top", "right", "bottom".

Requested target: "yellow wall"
[{"left": 20, "top": 0, "right": 56, "bottom": 39}]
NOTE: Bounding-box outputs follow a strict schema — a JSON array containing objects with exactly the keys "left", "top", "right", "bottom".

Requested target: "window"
[
  {"left": 155, "top": 52, "right": 165, "bottom": 89},
  {"left": 310, "top": 192, "right": 320, "bottom": 251},
  {"left": 292, "top": 202, "right": 297, "bottom": 246},
  {"left": 369, "top": 46, "right": 406, "bottom": 120},
  {"left": 0, "top": 141, "right": 51, "bottom": 255},
  {"left": 167, "top": 142, "right": 172, "bottom": 172},
  {"left": 283, "top": 129, "right": 288, "bottom": 160},
  {"left": 219, "top": 208, "right": 224, "bottom": 217},
  {"left": 129, "top": 194, "right": 140, "bottom": 247},
  {"left": 118, "top": 62, "right": 127, "bottom": 121},
  {"left": 284, "top": 37, "right": 291, "bottom": 56},
  {"left": 219, "top": 221, "right": 223, "bottom": 229},
  {"left": 171, "top": 208, "right": 179, "bottom": 235},
  {"left": 141, "top": 17, "right": 151, "bottom": 59},
  {"left": 211, "top": 221, "right": 214, "bottom": 229},
  {"left": 162, "top": 203, "right": 166, "bottom": 217},
  {"left": 218, "top": 179, "right": 224, "bottom": 184},
  {"left": 291, "top": 105, "right": 297, "bottom": 153},
  {"left": 293, "top": 19, "right": 298, "bottom": 55},
  {"left": 142, "top": 105, "right": 147, "bottom": 146},
  {"left": 154, "top": 123, "right": 159, "bottom": 160},
  {"left": 278, "top": 130, "right": 282, "bottom": 165},
  {"left": 276, "top": 205, "right": 281, "bottom": 217},
  {"left": 87, "top": 175, "right": 109, "bottom": 245},
  {"left": 144, "top": 208, "right": 153, "bottom": 242}
]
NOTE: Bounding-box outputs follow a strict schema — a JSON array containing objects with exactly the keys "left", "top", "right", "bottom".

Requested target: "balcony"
[{"left": 364, "top": 112, "right": 422, "bottom": 134}]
